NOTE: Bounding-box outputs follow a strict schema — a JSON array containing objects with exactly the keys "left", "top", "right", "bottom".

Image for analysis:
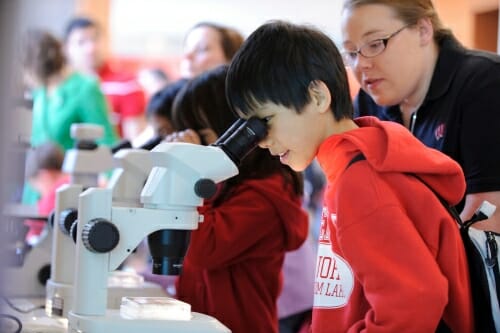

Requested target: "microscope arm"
[{"left": 109, "top": 206, "right": 201, "bottom": 270}]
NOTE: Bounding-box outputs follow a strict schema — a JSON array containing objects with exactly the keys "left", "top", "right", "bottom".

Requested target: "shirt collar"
[
  {"left": 380, "top": 36, "right": 464, "bottom": 120},
  {"left": 424, "top": 36, "right": 464, "bottom": 103}
]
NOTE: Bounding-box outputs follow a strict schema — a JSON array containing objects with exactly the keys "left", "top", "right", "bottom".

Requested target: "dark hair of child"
[
  {"left": 146, "top": 79, "right": 188, "bottom": 121},
  {"left": 226, "top": 20, "right": 353, "bottom": 121}
]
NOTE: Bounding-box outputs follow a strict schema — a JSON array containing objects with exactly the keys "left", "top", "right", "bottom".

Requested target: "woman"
[
  {"left": 22, "top": 29, "right": 118, "bottom": 151},
  {"left": 167, "top": 65, "right": 309, "bottom": 333},
  {"left": 180, "top": 22, "right": 244, "bottom": 79},
  {"left": 340, "top": 0, "right": 500, "bottom": 233}
]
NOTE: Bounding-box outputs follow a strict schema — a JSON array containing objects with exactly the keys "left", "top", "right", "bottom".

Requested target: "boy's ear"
[{"left": 309, "top": 80, "right": 331, "bottom": 113}]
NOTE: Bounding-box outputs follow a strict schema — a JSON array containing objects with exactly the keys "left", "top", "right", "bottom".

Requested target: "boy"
[
  {"left": 226, "top": 20, "right": 474, "bottom": 333},
  {"left": 64, "top": 17, "right": 146, "bottom": 140}
]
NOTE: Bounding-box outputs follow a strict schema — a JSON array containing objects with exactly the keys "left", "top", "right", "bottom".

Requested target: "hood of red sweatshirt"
[
  {"left": 317, "top": 116, "right": 465, "bottom": 205},
  {"left": 245, "top": 173, "right": 309, "bottom": 251}
]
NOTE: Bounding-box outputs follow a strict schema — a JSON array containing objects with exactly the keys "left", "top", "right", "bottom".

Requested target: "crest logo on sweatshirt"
[{"left": 314, "top": 207, "right": 354, "bottom": 308}]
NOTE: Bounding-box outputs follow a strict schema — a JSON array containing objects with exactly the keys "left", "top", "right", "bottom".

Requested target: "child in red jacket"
[
  {"left": 225, "top": 21, "right": 474, "bottom": 333},
  {"left": 166, "top": 65, "right": 309, "bottom": 333}
]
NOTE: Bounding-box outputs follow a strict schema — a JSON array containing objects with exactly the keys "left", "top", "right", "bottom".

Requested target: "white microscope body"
[
  {"left": 68, "top": 142, "right": 240, "bottom": 332},
  {"left": 45, "top": 124, "right": 114, "bottom": 317},
  {"left": 3, "top": 125, "right": 112, "bottom": 301},
  {"left": 2, "top": 206, "right": 51, "bottom": 298},
  {"left": 46, "top": 125, "right": 167, "bottom": 318}
]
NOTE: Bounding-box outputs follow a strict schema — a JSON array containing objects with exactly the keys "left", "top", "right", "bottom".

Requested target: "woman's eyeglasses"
[{"left": 342, "top": 25, "right": 410, "bottom": 67}]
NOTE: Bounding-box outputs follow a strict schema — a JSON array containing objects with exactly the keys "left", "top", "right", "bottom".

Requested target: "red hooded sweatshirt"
[
  {"left": 312, "top": 117, "right": 474, "bottom": 333},
  {"left": 176, "top": 172, "right": 309, "bottom": 333}
]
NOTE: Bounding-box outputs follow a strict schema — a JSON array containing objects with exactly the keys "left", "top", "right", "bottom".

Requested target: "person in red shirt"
[
  {"left": 165, "top": 65, "right": 309, "bottom": 333},
  {"left": 225, "top": 21, "right": 474, "bottom": 333},
  {"left": 63, "top": 17, "right": 146, "bottom": 141},
  {"left": 24, "top": 142, "right": 69, "bottom": 244}
]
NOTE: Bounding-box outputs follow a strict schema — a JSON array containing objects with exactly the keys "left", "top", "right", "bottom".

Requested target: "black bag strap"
[
  {"left": 345, "top": 153, "right": 367, "bottom": 170},
  {"left": 485, "top": 231, "right": 500, "bottom": 305}
]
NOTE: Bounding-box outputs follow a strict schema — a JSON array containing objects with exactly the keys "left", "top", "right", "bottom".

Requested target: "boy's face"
[{"left": 252, "top": 100, "right": 326, "bottom": 172}]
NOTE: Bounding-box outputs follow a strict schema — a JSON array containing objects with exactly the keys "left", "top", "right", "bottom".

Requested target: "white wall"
[
  {"left": 17, "top": 0, "right": 76, "bottom": 37},
  {"left": 109, "top": 0, "right": 344, "bottom": 58}
]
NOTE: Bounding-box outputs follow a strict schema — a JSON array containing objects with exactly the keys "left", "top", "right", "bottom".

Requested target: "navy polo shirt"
[{"left": 354, "top": 36, "right": 500, "bottom": 196}]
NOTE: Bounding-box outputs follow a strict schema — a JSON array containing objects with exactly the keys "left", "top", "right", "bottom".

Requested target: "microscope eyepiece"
[
  {"left": 144, "top": 117, "right": 267, "bottom": 275},
  {"left": 110, "top": 140, "right": 132, "bottom": 154},
  {"left": 214, "top": 117, "right": 268, "bottom": 165},
  {"left": 139, "top": 135, "right": 164, "bottom": 151},
  {"left": 111, "top": 135, "right": 163, "bottom": 154}
]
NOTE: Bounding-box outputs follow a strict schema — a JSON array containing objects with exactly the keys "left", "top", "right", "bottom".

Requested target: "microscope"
[
  {"left": 67, "top": 118, "right": 266, "bottom": 332},
  {"left": 45, "top": 124, "right": 113, "bottom": 317},
  {"left": 45, "top": 125, "right": 167, "bottom": 318},
  {"left": 2, "top": 205, "right": 51, "bottom": 298}
]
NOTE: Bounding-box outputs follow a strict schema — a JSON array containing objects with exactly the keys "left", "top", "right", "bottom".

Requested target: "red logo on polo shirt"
[{"left": 435, "top": 123, "right": 445, "bottom": 140}]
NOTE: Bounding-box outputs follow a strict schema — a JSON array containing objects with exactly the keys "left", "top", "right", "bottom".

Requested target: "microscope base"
[
  {"left": 3, "top": 228, "right": 52, "bottom": 298},
  {"left": 108, "top": 281, "right": 169, "bottom": 308},
  {"left": 0, "top": 297, "right": 67, "bottom": 333},
  {"left": 67, "top": 310, "right": 231, "bottom": 333},
  {"left": 46, "top": 280, "right": 168, "bottom": 317},
  {"left": 45, "top": 280, "right": 73, "bottom": 317}
]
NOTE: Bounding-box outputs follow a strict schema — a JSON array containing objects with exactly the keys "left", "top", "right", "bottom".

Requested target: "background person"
[
  {"left": 22, "top": 29, "right": 118, "bottom": 151},
  {"left": 64, "top": 16, "right": 147, "bottom": 141},
  {"left": 21, "top": 29, "right": 118, "bottom": 204},
  {"left": 180, "top": 22, "right": 244, "bottom": 79},
  {"left": 137, "top": 67, "right": 170, "bottom": 100},
  {"left": 24, "top": 141, "right": 69, "bottom": 244},
  {"left": 132, "top": 79, "right": 188, "bottom": 147}
]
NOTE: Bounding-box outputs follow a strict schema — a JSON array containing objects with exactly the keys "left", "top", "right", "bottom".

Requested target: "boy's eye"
[{"left": 262, "top": 116, "right": 272, "bottom": 123}]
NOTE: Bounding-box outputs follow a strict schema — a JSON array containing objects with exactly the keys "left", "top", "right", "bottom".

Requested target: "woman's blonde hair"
[{"left": 342, "top": 0, "right": 455, "bottom": 43}]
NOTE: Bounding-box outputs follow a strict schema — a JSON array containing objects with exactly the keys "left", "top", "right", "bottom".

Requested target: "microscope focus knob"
[
  {"left": 47, "top": 209, "right": 55, "bottom": 228},
  {"left": 59, "top": 208, "right": 78, "bottom": 235},
  {"left": 69, "top": 220, "right": 79, "bottom": 243},
  {"left": 194, "top": 178, "right": 217, "bottom": 199},
  {"left": 81, "top": 219, "right": 120, "bottom": 253}
]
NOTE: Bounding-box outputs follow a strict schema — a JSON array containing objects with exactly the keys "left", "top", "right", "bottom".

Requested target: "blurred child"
[
  {"left": 24, "top": 142, "right": 69, "bottom": 244},
  {"left": 137, "top": 67, "right": 170, "bottom": 99},
  {"left": 64, "top": 17, "right": 146, "bottom": 141},
  {"left": 132, "top": 79, "right": 187, "bottom": 148}
]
